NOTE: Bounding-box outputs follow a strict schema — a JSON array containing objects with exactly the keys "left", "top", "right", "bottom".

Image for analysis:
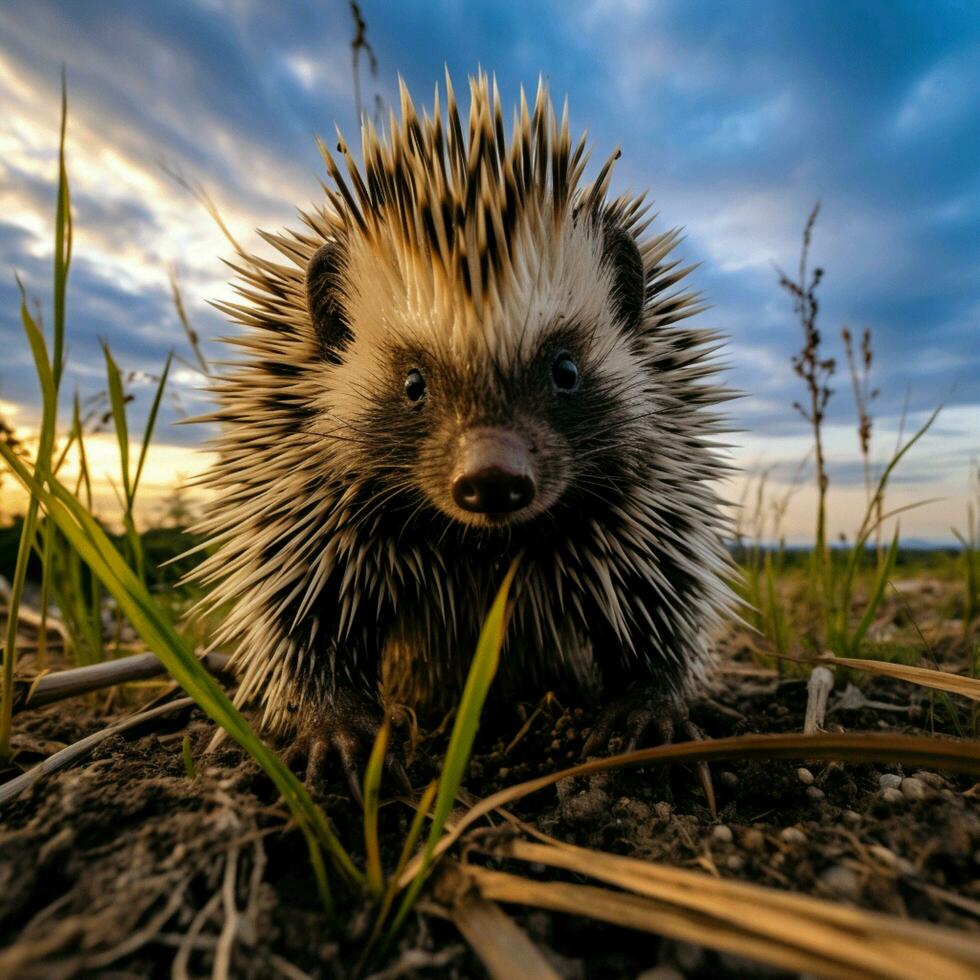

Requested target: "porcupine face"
[
  {"left": 193, "top": 73, "right": 735, "bottom": 732},
  {"left": 305, "top": 207, "right": 651, "bottom": 533}
]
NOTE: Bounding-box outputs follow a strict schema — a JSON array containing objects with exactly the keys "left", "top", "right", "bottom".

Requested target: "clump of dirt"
[{"left": 0, "top": 582, "right": 977, "bottom": 978}]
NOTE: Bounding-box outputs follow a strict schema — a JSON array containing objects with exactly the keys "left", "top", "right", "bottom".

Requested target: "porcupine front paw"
[
  {"left": 286, "top": 690, "right": 411, "bottom": 805},
  {"left": 582, "top": 686, "right": 716, "bottom": 814}
]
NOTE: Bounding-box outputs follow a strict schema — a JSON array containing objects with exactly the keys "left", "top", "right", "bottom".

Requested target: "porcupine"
[{"left": 191, "top": 71, "right": 737, "bottom": 794}]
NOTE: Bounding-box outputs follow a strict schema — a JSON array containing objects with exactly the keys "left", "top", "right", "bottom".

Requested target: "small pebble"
[
  {"left": 712, "top": 824, "right": 734, "bottom": 844},
  {"left": 741, "top": 828, "right": 765, "bottom": 851},
  {"left": 870, "top": 846, "right": 913, "bottom": 875},
  {"left": 868, "top": 845, "right": 900, "bottom": 870},
  {"left": 901, "top": 777, "right": 929, "bottom": 801},
  {"left": 725, "top": 854, "right": 745, "bottom": 872},
  {"left": 879, "top": 787, "right": 905, "bottom": 805},
  {"left": 842, "top": 809, "right": 862, "bottom": 826},
  {"left": 806, "top": 786, "right": 826, "bottom": 802},
  {"left": 653, "top": 801, "right": 673, "bottom": 819},
  {"left": 719, "top": 770, "right": 739, "bottom": 789},
  {"left": 797, "top": 767, "right": 814, "bottom": 786},
  {"left": 912, "top": 770, "right": 944, "bottom": 788},
  {"left": 820, "top": 865, "right": 861, "bottom": 900},
  {"left": 780, "top": 827, "right": 807, "bottom": 845},
  {"left": 878, "top": 773, "right": 902, "bottom": 790}
]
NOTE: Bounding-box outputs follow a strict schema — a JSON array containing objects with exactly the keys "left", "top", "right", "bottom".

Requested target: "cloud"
[{"left": 0, "top": 0, "right": 976, "bottom": 539}]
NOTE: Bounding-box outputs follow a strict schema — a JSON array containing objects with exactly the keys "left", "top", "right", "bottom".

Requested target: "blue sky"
[{"left": 0, "top": 0, "right": 977, "bottom": 538}]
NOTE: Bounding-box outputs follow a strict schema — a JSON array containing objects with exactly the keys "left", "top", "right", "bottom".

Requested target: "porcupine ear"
[
  {"left": 305, "top": 241, "right": 352, "bottom": 363},
  {"left": 601, "top": 220, "right": 646, "bottom": 333}
]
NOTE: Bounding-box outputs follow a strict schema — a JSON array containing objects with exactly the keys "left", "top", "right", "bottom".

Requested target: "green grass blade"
[
  {"left": 385, "top": 558, "right": 519, "bottom": 942},
  {"left": 70, "top": 395, "right": 102, "bottom": 658},
  {"left": 846, "top": 524, "right": 900, "bottom": 656},
  {"left": 0, "top": 440, "right": 361, "bottom": 895},
  {"left": 0, "top": 492, "right": 44, "bottom": 763},
  {"left": 834, "top": 407, "right": 941, "bottom": 651},
  {"left": 133, "top": 351, "right": 172, "bottom": 498},
  {"left": 123, "top": 509, "right": 147, "bottom": 586},
  {"left": 391, "top": 780, "right": 438, "bottom": 888},
  {"left": 363, "top": 721, "right": 389, "bottom": 898},
  {"left": 52, "top": 426, "right": 78, "bottom": 476},
  {"left": 58, "top": 538, "right": 101, "bottom": 665},
  {"left": 36, "top": 516, "right": 54, "bottom": 669},
  {"left": 763, "top": 551, "right": 787, "bottom": 655},
  {"left": 359, "top": 779, "right": 438, "bottom": 974},
  {"left": 0, "top": 287, "right": 60, "bottom": 762},
  {"left": 102, "top": 343, "right": 131, "bottom": 504},
  {"left": 52, "top": 69, "right": 72, "bottom": 389},
  {"left": 72, "top": 394, "right": 92, "bottom": 508},
  {"left": 72, "top": 392, "right": 105, "bottom": 662},
  {"left": 182, "top": 734, "right": 198, "bottom": 780}
]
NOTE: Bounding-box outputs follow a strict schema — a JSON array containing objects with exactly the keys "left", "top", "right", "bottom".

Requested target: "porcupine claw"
[
  {"left": 287, "top": 691, "right": 412, "bottom": 805},
  {"left": 582, "top": 687, "right": 717, "bottom": 817}
]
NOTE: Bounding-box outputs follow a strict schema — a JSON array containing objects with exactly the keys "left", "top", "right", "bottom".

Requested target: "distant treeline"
[
  {"left": 0, "top": 514, "right": 962, "bottom": 589},
  {"left": 728, "top": 542, "right": 962, "bottom": 573}
]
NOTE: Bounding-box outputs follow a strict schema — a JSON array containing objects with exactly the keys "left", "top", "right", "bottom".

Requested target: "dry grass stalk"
[
  {"left": 952, "top": 459, "right": 979, "bottom": 640},
  {"left": 815, "top": 653, "right": 980, "bottom": 701},
  {"left": 842, "top": 324, "right": 880, "bottom": 557},
  {"left": 462, "top": 836, "right": 980, "bottom": 980},
  {"left": 159, "top": 160, "right": 245, "bottom": 258},
  {"left": 0, "top": 697, "right": 194, "bottom": 807},
  {"left": 169, "top": 267, "right": 210, "bottom": 377},
  {"left": 771, "top": 649, "right": 980, "bottom": 701},
  {"left": 434, "top": 861, "right": 560, "bottom": 980},
  {"left": 11, "top": 651, "right": 229, "bottom": 715},
  {"left": 348, "top": 1, "right": 381, "bottom": 125},
  {"left": 397, "top": 731, "right": 980, "bottom": 891}
]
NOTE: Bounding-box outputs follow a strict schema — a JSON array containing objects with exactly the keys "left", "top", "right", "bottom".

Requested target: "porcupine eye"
[
  {"left": 404, "top": 369, "right": 426, "bottom": 402},
  {"left": 551, "top": 353, "right": 579, "bottom": 391}
]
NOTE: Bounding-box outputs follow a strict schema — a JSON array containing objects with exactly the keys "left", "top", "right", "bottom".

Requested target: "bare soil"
[{"left": 0, "top": 577, "right": 977, "bottom": 978}]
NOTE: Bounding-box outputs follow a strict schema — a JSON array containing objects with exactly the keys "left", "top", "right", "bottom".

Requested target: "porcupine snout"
[{"left": 451, "top": 427, "right": 536, "bottom": 515}]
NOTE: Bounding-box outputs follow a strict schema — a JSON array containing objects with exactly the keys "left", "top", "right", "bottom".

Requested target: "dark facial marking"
[
  {"left": 306, "top": 242, "right": 352, "bottom": 363},
  {"left": 602, "top": 222, "right": 645, "bottom": 332}
]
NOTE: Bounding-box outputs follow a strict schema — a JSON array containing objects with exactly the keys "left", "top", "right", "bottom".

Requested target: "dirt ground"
[{"left": 0, "top": 577, "right": 977, "bottom": 978}]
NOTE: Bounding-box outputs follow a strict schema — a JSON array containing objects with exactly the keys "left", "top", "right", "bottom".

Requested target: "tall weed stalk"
[
  {"left": 952, "top": 460, "right": 979, "bottom": 646},
  {"left": 764, "top": 206, "right": 939, "bottom": 660},
  {"left": 777, "top": 202, "right": 834, "bottom": 614}
]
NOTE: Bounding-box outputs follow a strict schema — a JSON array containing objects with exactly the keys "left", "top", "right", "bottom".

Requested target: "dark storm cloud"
[
  {"left": 0, "top": 0, "right": 976, "bottom": 463},
  {"left": 0, "top": 234, "right": 217, "bottom": 445}
]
